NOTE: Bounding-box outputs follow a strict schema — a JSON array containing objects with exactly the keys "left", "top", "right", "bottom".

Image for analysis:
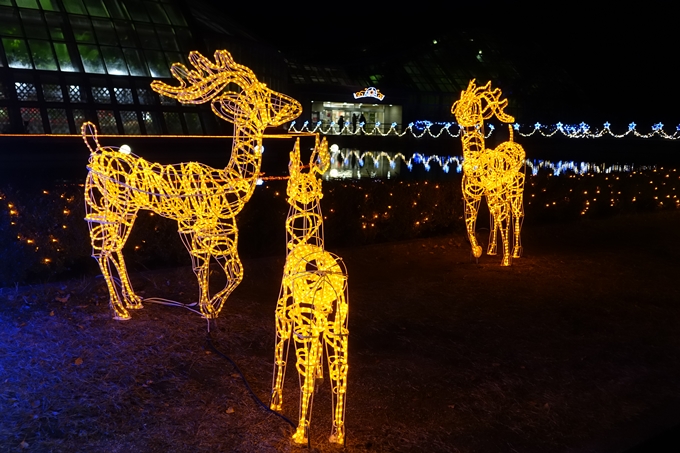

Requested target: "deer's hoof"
[
  {"left": 329, "top": 432, "right": 344, "bottom": 444},
  {"left": 472, "top": 245, "right": 482, "bottom": 258},
  {"left": 292, "top": 428, "right": 307, "bottom": 444}
]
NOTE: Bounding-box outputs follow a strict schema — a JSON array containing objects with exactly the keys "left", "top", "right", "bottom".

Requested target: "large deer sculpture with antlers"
[
  {"left": 84, "top": 50, "right": 302, "bottom": 320},
  {"left": 452, "top": 80, "right": 526, "bottom": 266},
  {"left": 270, "top": 137, "right": 349, "bottom": 445}
]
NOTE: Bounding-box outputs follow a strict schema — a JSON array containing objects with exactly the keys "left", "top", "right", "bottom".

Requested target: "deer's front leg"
[
  {"left": 205, "top": 218, "right": 242, "bottom": 318},
  {"left": 178, "top": 226, "right": 213, "bottom": 317},
  {"left": 487, "top": 189, "right": 503, "bottom": 256},
  {"left": 487, "top": 208, "right": 499, "bottom": 256},
  {"left": 492, "top": 199, "right": 512, "bottom": 266},
  {"left": 462, "top": 176, "right": 483, "bottom": 258}
]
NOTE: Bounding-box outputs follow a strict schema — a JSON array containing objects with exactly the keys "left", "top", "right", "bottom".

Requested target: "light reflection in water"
[{"left": 326, "top": 147, "right": 656, "bottom": 180}]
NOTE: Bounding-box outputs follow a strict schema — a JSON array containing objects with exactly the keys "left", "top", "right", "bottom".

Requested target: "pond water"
[{"left": 325, "top": 147, "right": 656, "bottom": 180}]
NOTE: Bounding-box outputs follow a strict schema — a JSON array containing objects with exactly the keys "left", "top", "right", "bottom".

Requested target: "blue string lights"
[{"left": 291, "top": 121, "right": 680, "bottom": 140}]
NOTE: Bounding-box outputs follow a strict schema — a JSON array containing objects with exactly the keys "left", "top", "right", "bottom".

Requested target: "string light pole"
[
  {"left": 452, "top": 80, "right": 526, "bottom": 266},
  {"left": 84, "top": 50, "right": 302, "bottom": 320},
  {"left": 271, "top": 136, "right": 349, "bottom": 445}
]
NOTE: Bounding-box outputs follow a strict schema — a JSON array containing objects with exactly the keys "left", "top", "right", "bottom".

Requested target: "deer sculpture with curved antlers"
[
  {"left": 84, "top": 50, "right": 302, "bottom": 320},
  {"left": 270, "top": 136, "right": 349, "bottom": 445},
  {"left": 452, "top": 80, "right": 526, "bottom": 266}
]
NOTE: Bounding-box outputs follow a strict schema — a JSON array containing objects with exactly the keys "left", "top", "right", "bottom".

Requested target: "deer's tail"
[{"left": 81, "top": 121, "right": 101, "bottom": 154}]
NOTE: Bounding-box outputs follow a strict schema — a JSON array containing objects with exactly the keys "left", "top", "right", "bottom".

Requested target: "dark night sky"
[{"left": 223, "top": 6, "right": 678, "bottom": 125}]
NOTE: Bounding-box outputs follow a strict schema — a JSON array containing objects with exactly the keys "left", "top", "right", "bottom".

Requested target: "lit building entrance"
[{"left": 310, "top": 101, "right": 402, "bottom": 134}]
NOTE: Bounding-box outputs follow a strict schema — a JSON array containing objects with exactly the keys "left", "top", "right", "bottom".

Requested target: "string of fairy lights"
[
  {"left": 289, "top": 120, "right": 680, "bottom": 140},
  {"left": 4, "top": 167, "right": 678, "bottom": 272}
]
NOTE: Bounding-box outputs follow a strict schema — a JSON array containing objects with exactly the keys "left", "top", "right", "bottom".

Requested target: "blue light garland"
[{"left": 289, "top": 121, "right": 680, "bottom": 140}]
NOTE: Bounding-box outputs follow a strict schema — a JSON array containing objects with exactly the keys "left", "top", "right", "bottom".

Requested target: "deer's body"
[
  {"left": 452, "top": 80, "right": 525, "bottom": 266},
  {"left": 84, "top": 50, "right": 302, "bottom": 319},
  {"left": 270, "top": 137, "right": 349, "bottom": 445}
]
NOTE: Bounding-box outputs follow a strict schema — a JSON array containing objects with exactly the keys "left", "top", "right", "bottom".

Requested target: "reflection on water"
[
  {"left": 326, "top": 148, "right": 656, "bottom": 180},
  {"left": 327, "top": 149, "right": 403, "bottom": 180},
  {"left": 525, "top": 160, "right": 655, "bottom": 176}
]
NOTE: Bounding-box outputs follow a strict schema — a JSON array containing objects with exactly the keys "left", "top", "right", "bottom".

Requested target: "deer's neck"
[
  {"left": 461, "top": 123, "right": 485, "bottom": 159},
  {"left": 286, "top": 198, "right": 324, "bottom": 253},
  {"left": 222, "top": 122, "right": 264, "bottom": 200}
]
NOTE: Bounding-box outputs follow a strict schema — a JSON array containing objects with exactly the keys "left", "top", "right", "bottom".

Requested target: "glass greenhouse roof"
[{"left": 0, "top": 0, "right": 192, "bottom": 77}]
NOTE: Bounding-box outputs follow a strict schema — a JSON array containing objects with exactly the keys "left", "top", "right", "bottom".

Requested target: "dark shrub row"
[{"left": 1, "top": 167, "right": 678, "bottom": 286}]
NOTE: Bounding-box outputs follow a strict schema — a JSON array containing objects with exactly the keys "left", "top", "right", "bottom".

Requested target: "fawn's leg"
[
  {"left": 291, "top": 314, "right": 322, "bottom": 444},
  {"left": 271, "top": 286, "right": 293, "bottom": 411},
  {"left": 325, "top": 280, "right": 349, "bottom": 444}
]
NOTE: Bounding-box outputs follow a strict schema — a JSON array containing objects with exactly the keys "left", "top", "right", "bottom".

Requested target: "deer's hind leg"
[
  {"left": 511, "top": 171, "right": 525, "bottom": 258},
  {"left": 87, "top": 210, "right": 141, "bottom": 319}
]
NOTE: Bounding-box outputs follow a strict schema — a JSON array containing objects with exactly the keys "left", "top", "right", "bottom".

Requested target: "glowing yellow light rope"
[
  {"left": 84, "top": 49, "right": 302, "bottom": 320},
  {"left": 270, "top": 136, "right": 349, "bottom": 445},
  {"left": 452, "top": 80, "right": 526, "bottom": 266}
]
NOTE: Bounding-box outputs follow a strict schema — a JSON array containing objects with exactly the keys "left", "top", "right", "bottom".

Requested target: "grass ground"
[{"left": 2, "top": 210, "right": 680, "bottom": 452}]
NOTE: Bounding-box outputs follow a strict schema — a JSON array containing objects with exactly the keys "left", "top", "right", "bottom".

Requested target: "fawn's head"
[{"left": 287, "top": 136, "right": 329, "bottom": 205}]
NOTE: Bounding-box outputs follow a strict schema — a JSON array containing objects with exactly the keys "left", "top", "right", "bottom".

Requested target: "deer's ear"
[
  {"left": 211, "top": 92, "right": 243, "bottom": 124},
  {"left": 289, "top": 138, "right": 301, "bottom": 179},
  {"left": 311, "top": 137, "right": 330, "bottom": 175}
]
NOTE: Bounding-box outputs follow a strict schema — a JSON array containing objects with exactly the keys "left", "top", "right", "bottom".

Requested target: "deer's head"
[
  {"left": 287, "top": 136, "right": 329, "bottom": 205},
  {"left": 452, "top": 79, "right": 514, "bottom": 127},
  {"left": 151, "top": 50, "right": 302, "bottom": 130}
]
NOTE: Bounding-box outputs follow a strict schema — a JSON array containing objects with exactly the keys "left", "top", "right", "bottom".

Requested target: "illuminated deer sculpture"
[
  {"left": 270, "top": 137, "right": 349, "bottom": 445},
  {"left": 84, "top": 50, "right": 302, "bottom": 320},
  {"left": 452, "top": 80, "right": 526, "bottom": 266}
]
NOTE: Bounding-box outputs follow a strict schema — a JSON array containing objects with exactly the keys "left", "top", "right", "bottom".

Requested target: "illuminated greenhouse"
[{"left": 0, "top": 1, "right": 591, "bottom": 141}]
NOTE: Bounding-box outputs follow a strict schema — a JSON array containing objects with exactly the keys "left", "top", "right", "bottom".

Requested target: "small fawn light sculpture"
[
  {"left": 84, "top": 50, "right": 302, "bottom": 319},
  {"left": 270, "top": 136, "right": 349, "bottom": 445},
  {"left": 452, "top": 79, "right": 526, "bottom": 266}
]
